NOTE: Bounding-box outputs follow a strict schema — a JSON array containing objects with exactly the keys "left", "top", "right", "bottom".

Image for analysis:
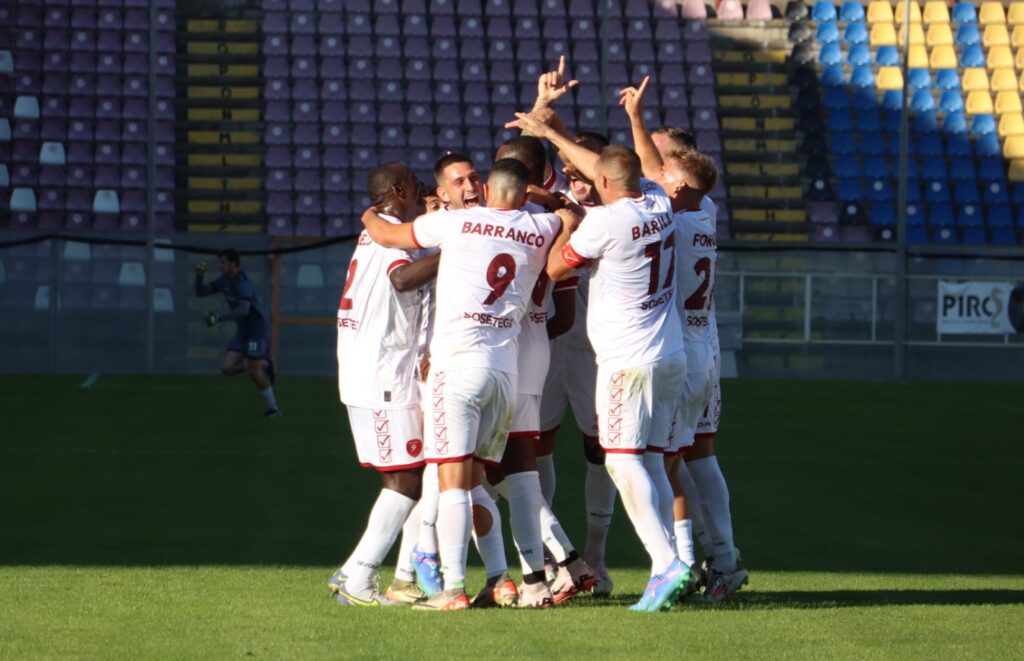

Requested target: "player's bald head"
[
  {"left": 367, "top": 162, "right": 413, "bottom": 206},
  {"left": 495, "top": 136, "right": 547, "bottom": 187},
  {"left": 485, "top": 158, "right": 530, "bottom": 206},
  {"left": 595, "top": 145, "right": 642, "bottom": 192}
]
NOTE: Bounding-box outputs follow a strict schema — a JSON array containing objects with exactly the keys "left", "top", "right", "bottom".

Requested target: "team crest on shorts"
[{"left": 407, "top": 438, "right": 423, "bottom": 457}]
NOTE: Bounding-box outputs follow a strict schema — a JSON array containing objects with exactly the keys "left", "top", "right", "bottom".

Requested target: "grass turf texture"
[{"left": 2, "top": 376, "right": 1023, "bottom": 658}]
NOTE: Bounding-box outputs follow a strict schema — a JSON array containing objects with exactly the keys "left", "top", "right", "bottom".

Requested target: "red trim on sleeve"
[
  {"left": 386, "top": 259, "right": 412, "bottom": 277},
  {"left": 509, "top": 430, "right": 540, "bottom": 439},
  {"left": 543, "top": 167, "right": 558, "bottom": 191},
  {"left": 472, "top": 455, "right": 502, "bottom": 468},
  {"left": 554, "top": 276, "right": 580, "bottom": 291},
  {"left": 560, "top": 242, "right": 590, "bottom": 269},
  {"left": 410, "top": 223, "right": 424, "bottom": 249},
  {"left": 426, "top": 453, "right": 475, "bottom": 465}
]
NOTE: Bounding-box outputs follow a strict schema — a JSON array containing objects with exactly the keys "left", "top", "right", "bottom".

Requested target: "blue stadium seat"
[
  {"left": 827, "top": 110, "right": 854, "bottom": 132},
  {"left": 876, "top": 45, "right": 900, "bottom": 66},
  {"left": 855, "top": 110, "right": 882, "bottom": 133},
  {"left": 946, "top": 134, "right": 971, "bottom": 156},
  {"left": 840, "top": 202, "right": 865, "bottom": 224},
  {"left": 951, "top": 3, "right": 977, "bottom": 26},
  {"left": 961, "top": 227, "right": 986, "bottom": 244},
  {"left": 986, "top": 205, "right": 1013, "bottom": 228},
  {"left": 975, "top": 134, "right": 1002, "bottom": 157},
  {"left": 957, "top": 205, "right": 984, "bottom": 228},
  {"left": 913, "top": 110, "right": 939, "bottom": 133},
  {"left": 949, "top": 158, "right": 976, "bottom": 182},
  {"left": 859, "top": 132, "right": 890, "bottom": 155},
  {"left": 955, "top": 23, "right": 980, "bottom": 46},
  {"left": 953, "top": 181, "right": 981, "bottom": 204},
  {"left": 1013, "top": 184, "right": 1024, "bottom": 207},
  {"left": 906, "top": 204, "right": 925, "bottom": 226},
  {"left": 844, "top": 21, "right": 868, "bottom": 45},
  {"left": 910, "top": 89, "right": 935, "bottom": 112},
  {"left": 864, "top": 156, "right": 891, "bottom": 177},
  {"left": 849, "top": 65, "right": 874, "bottom": 88},
  {"left": 932, "top": 228, "right": 958, "bottom": 244},
  {"left": 819, "top": 42, "right": 843, "bottom": 65},
  {"left": 970, "top": 114, "right": 996, "bottom": 136},
  {"left": 869, "top": 204, "right": 896, "bottom": 226},
  {"left": 959, "top": 45, "right": 985, "bottom": 68},
  {"left": 939, "top": 91, "right": 964, "bottom": 114},
  {"left": 847, "top": 43, "right": 871, "bottom": 66},
  {"left": 990, "top": 228, "right": 1017, "bottom": 245},
  {"left": 840, "top": 0, "right": 865, "bottom": 21},
  {"left": 836, "top": 178, "right": 862, "bottom": 201},
  {"left": 935, "top": 69, "right": 960, "bottom": 91},
  {"left": 907, "top": 226, "right": 929, "bottom": 243},
  {"left": 928, "top": 204, "right": 955, "bottom": 226},
  {"left": 865, "top": 177, "right": 894, "bottom": 202},
  {"left": 943, "top": 111, "right": 968, "bottom": 135},
  {"left": 978, "top": 159, "right": 1007, "bottom": 183},
  {"left": 822, "top": 87, "right": 849, "bottom": 111},
  {"left": 851, "top": 90, "right": 878, "bottom": 111},
  {"left": 907, "top": 69, "right": 932, "bottom": 91},
  {"left": 982, "top": 181, "right": 1010, "bottom": 205},
  {"left": 816, "top": 21, "right": 840, "bottom": 44},
  {"left": 830, "top": 132, "right": 857, "bottom": 154},
  {"left": 834, "top": 155, "right": 861, "bottom": 178},
  {"left": 921, "top": 158, "right": 948, "bottom": 180},
  {"left": 812, "top": 1, "right": 837, "bottom": 21},
  {"left": 923, "top": 180, "right": 951, "bottom": 203},
  {"left": 821, "top": 64, "right": 845, "bottom": 86},
  {"left": 881, "top": 90, "right": 903, "bottom": 112}
]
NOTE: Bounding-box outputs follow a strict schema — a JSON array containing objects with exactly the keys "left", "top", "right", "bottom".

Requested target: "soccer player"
[
  {"left": 330, "top": 163, "right": 441, "bottom": 607},
  {"left": 510, "top": 111, "right": 690, "bottom": 612},
  {"left": 360, "top": 159, "right": 568, "bottom": 611},
  {"left": 195, "top": 249, "right": 280, "bottom": 417}
]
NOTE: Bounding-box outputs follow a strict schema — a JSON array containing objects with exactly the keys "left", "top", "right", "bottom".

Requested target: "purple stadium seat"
[
  {"left": 489, "top": 39, "right": 515, "bottom": 61},
  {"left": 684, "top": 41, "right": 712, "bottom": 63},
  {"left": 324, "top": 216, "right": 349, "bottom": 237},
  {"left": 123, "top": 32, "right": 148, "bottom": 53},
  {"left": 66, "top": 189, "right": 92, "bottom": 212},
  {"left": 324, "top": 171, "right": 349, "bottom": 192},
  {"left": 292, "top": 80, "right": 318, "bottom": 100},
  {"left": 376, "top": 15, "right": 401, "bottom": 36},
  {"left": 288, "top": 35, "right": 315, "bottom": 56},
  {"left": 322, "top": 123, "right": 348, "bottom": 146},
  {"left": 295, "top": 217, "right": 322, "bottom": 237},
  {"left": 403, "top": 14, "right": 428, "bottom": 37},
  {"left": 655, "top": 19, "right": 681, "bottom": 41},
  {"left": 291, "top": 12, "right": 315, "bottom": 34},
  {"left": 122, "top": 121, "right": 145, "bottom": 143},
  {"left": 689, "top": 64, "right": 714, "bottom": 87},
  {"left": 813, "top": 224, "right": 841, "bottom": 242},
  {"left": 693, "top": 108, "right": 719, "bottom": 130},
  {"left": 98, "top": 9, "right": 122, "bottom": 30},
  {"left": 291, "top": 58, "right": 316, "bottom": 79},
  {"left": 294, "top": 171, "right": 322, "bottom": 193},
  {"left": 690, "top": 86, "right": 717, "bottom": 109},
  {"left": 683, "top": 19, "right": 711, "bottom": 41},
  {"left": 409, "top": 126, "right": 436, "bottom": 148},
  {"left": 663, "top": 107, "right": 691, "bottom": 128},
  {"left": 628, "top": 18, "right": 653, "bottom": 41},
  {"left": 490, "top": 61, "right": 516, "bottom": 83},
  {"left": 123, "top": 77, "right": 147, "bottom": 97},
  {"left": 485, "top": 0, "right": 513, "bottom": 14}
]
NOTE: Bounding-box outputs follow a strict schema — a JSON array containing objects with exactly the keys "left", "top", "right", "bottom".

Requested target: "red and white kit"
[
  {"left": 411, "top": 206, "right": 561, "bottom": 465},
  {"left": 561, "top": 179, "right": 687, "bottom": 455},
  {"left": 694, "top": 196, "right": 722, "bottom": 441},
  {"left": 337, "top": 215, "right": 426, "bottom": 471}
]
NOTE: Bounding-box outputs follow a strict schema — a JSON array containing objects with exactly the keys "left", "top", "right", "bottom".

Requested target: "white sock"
[
  {"left": 675, "top": 460, "right": 714, "bottom": 559},
  {"left": 584, "top": 461, "right": 616, "bottom": 565},
  {"left": 260, "top": 386, "right": 278, "bottom": 410},
  {"left": 505, "top": 472, "right": 546, "bottom": 574},
  {"left": 642, "top": 452, "right": 675, "bottom": 540},
  {"left": 470, "top": 485, "right": 508, "bottom": 578},
  {"left": 393, "top": 500, "right": 420, "bottom": 583},
  {"left": 436, "top": 488, "right": 471, "bottom": 588},
  {"left": 605, "top": 453, "right": 677, "bottom": 576},
  {"left": 540, "top": 501, "right": 574, "bottom": 563},
  {"left": 536, "top": 453, "right": 556, "bottom": 506},
  {"left": 418, "top": 464, "right": 439, "bottom": 555},
  {"left": 674, "top": 519, "right": 696, "bottom": 567},
  {"left": 342, "top": 489, "right": 416, "bottom": 592},
  {"left": 688, "top": 456, "right": 737, "bottom": 572}
]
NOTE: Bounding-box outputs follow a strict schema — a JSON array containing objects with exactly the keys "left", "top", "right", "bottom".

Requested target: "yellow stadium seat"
[
  {"left": 877, "top": 66, "right": 905, "bottom": 90},
  {"left": 898, "top": 23, "right": 926, "bottom": 45},
  {"left": 984, "top": 24, "right": 1011, "bottom": 47},
  {"left": 987, "top": 46, "right": 1015, "bottom": 68},
  {"left": 895, "top": 0, "right": 922, "bottom": 23},
  {"left": 991, "top": 68, "right": 1018, "bottom": 92},
  {"left": 926, "top": 23, "right": 953, "bottom": 46},
  {"left": 999, "top": 112, "right": 1024, "bottom": 137},
  {"left": 1020, "top": 70, "right": 1024, "bottom": 92},
  {"left": 1017, "top": 48, "right": 1024, "bottom": 69},
  {"left": 867, "top": 0, "right": 894, "bottom": 23},
  {"left": 923, "top": 0, "right": 950, "bottom": 24},
  {"left": 1011, "top": 160, "right": 1024, "bottom": 181},
  {"left": 979, "top": 1, "right": 1006, "bottom": 24},
  {"left": 961, "top": 68, "right": 990, "bottom": 92},
  {"left": 1009, "top": 2, "right": 1024, "bottom": 25},
  {"left": 1006, "top": 136, "right": 1024, "bottom": 159},
  {"left": 966, "top": 90, "right": 995, "bottom": 114},
  {"left": 996, "top": 90, "right": 1023, "bottom": 114},
  {"left": 1012, "top": 25, "right": 1024, "bottom": 47},
  {"left": 871, "top": 22, "right": 898, "bottom": 45},
  {"left": 908, "top": 44, "right": 929, "bottom": 67},
  {"left": 929, "top": 44, "right": 957, "bottom": 68}
]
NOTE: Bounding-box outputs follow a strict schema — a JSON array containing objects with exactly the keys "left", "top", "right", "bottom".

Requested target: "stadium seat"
[
  {"left": 856, "top": 109, "right": 883, "bottom": 132},
  {"left": 935, "top": 69, "right": 960, "bottom": 90},
  {"left": 1009, "top": 1, "right": 1024, "bottom": 24},
  {"left": 1000, "top": 113, "right": 1024, "bottom": 137},
  {"left": 990, "top": 68, "right": 1017, "bottom": 93},
  {"left": 982, "top": 180, "right": 1010, "bottom": 204},
  {"left": 1005, "top": 136, "right": 1024, "bottom": 159},
  {"left": 899, "top": 22, "right": 926, "bottom": 45},
  {"left": 956, "top": 23, "right": 981, "bottom": 47},
  {"left": 837, "top": 178, "right": 862, "bottom": 201},
  {"left": 906, "top": 43, "right": 928, "bottom": 67},
  {"left": 1012, "top": 161, "right": 1024, "bottom": 181},
  {"left": 907, "top": 68, "right": 932, "bottom": 90},
  {"left": 822, "top": 64, "right": 846, "bottom": 86},
  {"left": 817, "top": 20, "right": 840, "bottom": 43},
  {"left": 979, "top": 1, "right": 1006, "bottom": 24},
  {"left": 966, "top": 91, "right": 995, "bottom": 114},
  {"left": 848, "top": 43, "right": 871, "bottom": 66},
  {"left": 917, "top": 133, "right": 945, "bottom": 156},
  {"left": 976, "top": 133, "right": 1003, "bottom": 156},
  {"left": 845, "top": 21, "right": 869, "bottom": 44},
  {"left": 950, "top": 158, "right": 977, "bottom": 182},
  {"left": 983, "top": 24, "right": 1011, "bottom": 46},
  {"left": 996, "top": 91, "right": 1023, "bottom": 114},
  {"left": 895, "top": 0, "right": 922, "bottom": 24},
  {"left": 961, "top": 227, "right": 987, "bottom": 243},
  {"left": 988, "top": 46, "right": 1014, "bottom": 69},
  {"left": 823, "top": 87, "right": 851, "bottom": 110},
  {"left": 787, "top": 1, "right": 810, "bottom": 19},
  {"left": 881, "top": 90, "right": 904, "bottom": 111},
  {"left": 812, "top": 1, "right": 837, "bottom": 21},
  {"left": 939, "top": 90, "right": 965, "bottom": 113},
  {"left": 928, "top": 204, "right": 955, "bottom": 226},
  {"left": 954, "top": 181, "right": 981, "bottom": 204},
  {"left": 876, "top": 66, "right": 903, "bottom": 90},
  {"left": 930, "top": 45, "right": 957, "bottom": 68},
  {"left": 870, "top": 22, "right": 897, "bottom": 45},
  {"left": 959, "top": 45, "right": 986, "bottom": 68},
  {"left": 841, "top": 1, "right": 865, "bottom": 21},
  {"left": 924, "top": 179, "right": 951, "bottom": 202},
  {"left": 951, "top": 1, "right": 977, "bottom": 24},
  {"left": 927, "top": 23, "right": 953, "bottom": 45},
  {"left": 867, "top": 0, "right": 893, "bottom": 23},
  {"left": 923, "top": 1, "right": 949, "bottom": 24},
  {"left": 979, "top": 158, "right": 1008, "bottom": 182},
  {"left": 834, "top": 155, "right": 861, "bottom": 178},
  {"left": 957, "top": 204, "right": 985, "bottom": 228},
  {"left": 910, "top": 89, "right": 936, "bottom": 112},
  {"left": 961, "top": 68, "right": 990, "bottom": 92},
  {"left": 819, "top": 42, "right": 843, "bottom": 65},
  {"left": 866, "top": 177, "right": 895, "bottom": 202},
  {"left": 827, "top": 109, "right": 854, "bottom": 132},
  {"left": 987, "top": 205, "right": 1014, "bottom": 227},
  {"left": 850, "top": 65, "right": 875, "bottom": 88},
  {"left": 876, "top": 45, "right": 900, "bottom": 66},
  {"left": 869, "top": 204, "right": 896, "bottom": 226},
  {"left": 991, "top": 228, "right": 1018, "bottom": 244}
]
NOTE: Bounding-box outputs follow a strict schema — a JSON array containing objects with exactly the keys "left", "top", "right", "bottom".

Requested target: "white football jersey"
[
  {"left": 562, "top": 178, "right": 684, "bottom": 367},
  {"left": 411, "top": 206, "right": 562, "bottom": 374},
  {"left": 557, "top": 193, "right": 596, "bottom": 351},
  {"left": 337, "top": 215, "right": 424, "bottom": 408},
  {"left": 701, "top": 196, "right": 722, "bottom": 363},
  {"left": 674, "top": 207, "right": 717, "bottom": 373}
]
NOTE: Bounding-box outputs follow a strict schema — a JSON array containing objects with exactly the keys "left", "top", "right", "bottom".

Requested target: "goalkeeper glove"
[{"left": 205, "top": 311, "right": 219, "bottom": 327}]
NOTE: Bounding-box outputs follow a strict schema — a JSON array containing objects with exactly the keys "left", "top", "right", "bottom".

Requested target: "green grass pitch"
[{"left": 2, "top": 375, "right": 1023, "bottom": 658}]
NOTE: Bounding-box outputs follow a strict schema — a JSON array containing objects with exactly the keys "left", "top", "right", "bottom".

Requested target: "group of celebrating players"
[{"left": 330, "top": 58, "right": 746, "bottom": 612}]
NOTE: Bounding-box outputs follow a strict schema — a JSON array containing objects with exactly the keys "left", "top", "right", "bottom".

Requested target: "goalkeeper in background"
[{"left": 195, "top": 248, "right": 281, "bottom": 417}]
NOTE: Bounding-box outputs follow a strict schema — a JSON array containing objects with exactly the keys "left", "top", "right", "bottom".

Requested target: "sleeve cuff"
[
  {"left": 386, "top": 259, "right": 412, "bottom": 276},
  {"left": 560, "top": 243, "right": 590, "bottom": 269}
]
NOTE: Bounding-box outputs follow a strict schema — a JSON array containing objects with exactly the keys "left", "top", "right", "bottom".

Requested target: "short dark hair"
[
  {"left": 495, "top": 136, "right": 548, "bottom": 186},
  {"left": 367, "top": 162, "right": 412, "bottom": 207},
  {"left": 653, "top": 125, "right": 697, "bottom": 152},
  {"left": 433, "top": 152, "right": 474, "bottom": 183},
  {"left": 597, "top": 145, "right": 642, "bottom": 190},
  {"left": 218, "top": 248, "right": 240, "bottom": 265},
  {"left": 487, "top": 158, "right": 531, "bottom": 197},
  {"left": 575, "top": 131, "right": 610, "bottom": 150}
]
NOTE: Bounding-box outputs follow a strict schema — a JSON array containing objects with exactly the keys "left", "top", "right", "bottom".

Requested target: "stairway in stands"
[
  {"left": 176, "top": 0, "right": 264, "bottom": 232},
  {"left": 712, "top": 28, "right": 809, "bottom": 241}
]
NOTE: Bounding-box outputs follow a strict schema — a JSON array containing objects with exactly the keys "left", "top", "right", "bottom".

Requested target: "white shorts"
[
  {"left": 694, "top": 354, "right": 722, "bottom": 440},
  {"left": 539, "top": 340, "right": 599, "bottom": 436},
  {"left": 346, "top": 405, "right": 425, "bottom": 472},
  {"left": 510, "top": 393, "right": 541, "bottom": 437},
  {"left": 425, "top": 367, "right": 516, "bottom": 467},
  {"left": 596, "top": 352, "right": 687, "bottom": 455},
  {"left": 668, "top": 368, "right": 715, "bottom": 454}
]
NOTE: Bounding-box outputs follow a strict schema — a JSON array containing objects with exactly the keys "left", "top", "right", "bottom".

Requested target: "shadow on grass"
[{"left": 702, "top": 589, "right": 1024, "bottom": 610}]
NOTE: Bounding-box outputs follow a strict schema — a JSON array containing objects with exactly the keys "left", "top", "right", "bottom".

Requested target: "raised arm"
[
  {"left": 194, "top": 262, "right": 216, "bottom": 296},
  {"left": 546, "top": 208, "right": 582, "bottom": 281},
  {"left": 530, "top": 54, "right": 578, "bottom": 113},
  {"left": 215, "top": 299, "right": 251, "bottom": 322},
  {"left": 389, "top": 252, "right": 440, "bottom": 293},
  {"left": 619, "top": 76, "right": 664, "bottom": 180},
  {"left": 508, "top": 112, "right": 600, "bottom": 184},
  {"left": 360, "top": 207, "right": 419, "bottom": 250}
]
